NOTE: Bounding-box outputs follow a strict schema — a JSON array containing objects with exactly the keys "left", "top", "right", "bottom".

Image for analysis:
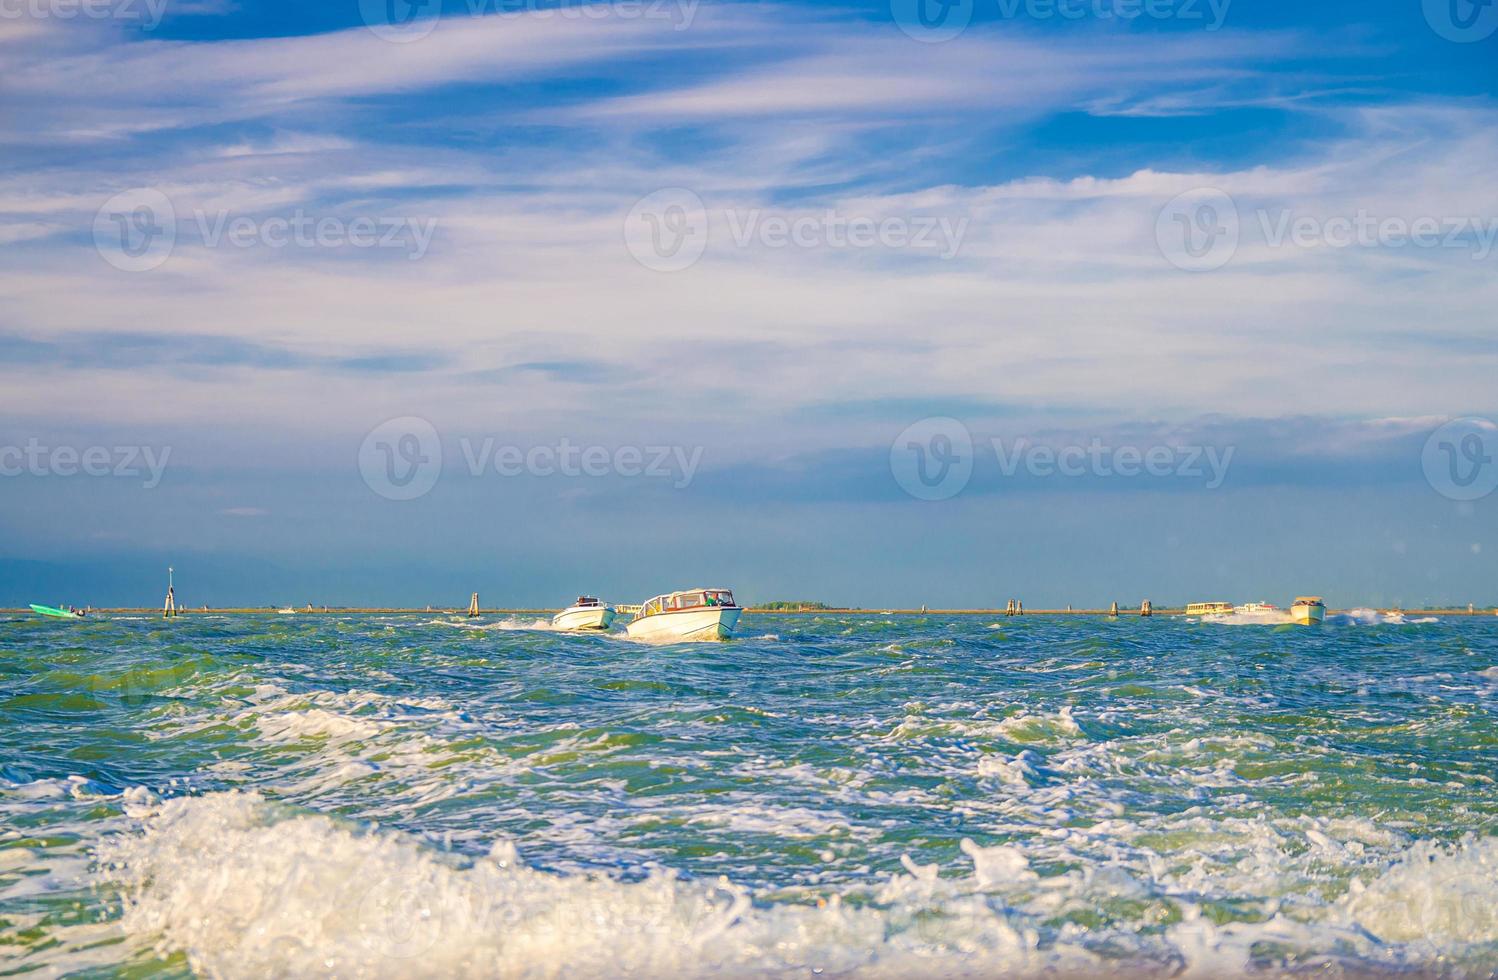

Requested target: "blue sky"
[{"left": 1, "top": 0, "right": 1495, "bottom": 608}]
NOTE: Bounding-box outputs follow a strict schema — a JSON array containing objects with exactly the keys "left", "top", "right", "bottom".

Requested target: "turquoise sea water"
[{"left": 2, "top": 611, "right": 1496, "bottom": 977}]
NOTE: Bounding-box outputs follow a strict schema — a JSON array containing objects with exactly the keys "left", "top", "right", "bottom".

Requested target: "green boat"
[{"left": 30, "top": 604, "right": 84, "bottom": 619}]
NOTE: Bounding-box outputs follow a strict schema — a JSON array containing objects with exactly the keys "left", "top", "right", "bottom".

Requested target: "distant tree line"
[{"left": 752, "top": 600, "right": 833, "bottom": 611}]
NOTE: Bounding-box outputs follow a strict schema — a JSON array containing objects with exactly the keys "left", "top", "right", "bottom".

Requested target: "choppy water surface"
[{"left": 2, "top": 611, "right": 1496, "bottom": 977}]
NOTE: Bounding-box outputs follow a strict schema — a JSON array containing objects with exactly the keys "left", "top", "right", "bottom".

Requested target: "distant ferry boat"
[
  {"left": 551, "top": 596, "right": 617, "bottom": 631},
  {"left": 1234, "top": 601, "right": 1280, "bottom": 614},
  {"left": 1185, "top": 602, "right": 1234, "bottom": 616},
  {"left": 624, "top": 588, "right": 740, "bottom": 641},
  {"left": 1291, "top": 597, "right": 1326, "bottom": 625}
]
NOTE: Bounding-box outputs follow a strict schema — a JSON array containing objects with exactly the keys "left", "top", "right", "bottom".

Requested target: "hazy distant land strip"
[{"left": 7, "top": 607, "right": 1494, "bottom": 616}]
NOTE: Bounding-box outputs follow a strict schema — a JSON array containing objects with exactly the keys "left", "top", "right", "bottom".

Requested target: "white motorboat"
[
  {"left": 1234, "top": 601, "right": 1280, "bottom": 615},
  {"left": 551, "top": 596, "right": 617, "bottom": 631},
  {"left": 1291, "top": 597, "right": 1326, "bottom": 625},
  {"left": 622, "top": 588, "right": 741, "bottom": 641}
]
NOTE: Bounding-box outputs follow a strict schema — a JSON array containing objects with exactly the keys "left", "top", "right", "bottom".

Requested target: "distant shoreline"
[{"left": 5, "top": 607, "right": 1493, "bottom": 617}]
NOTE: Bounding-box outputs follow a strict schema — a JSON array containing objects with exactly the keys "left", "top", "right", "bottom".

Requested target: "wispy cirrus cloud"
[{"left": 1, "top": 2, "right": 1493, "bottom": 474}]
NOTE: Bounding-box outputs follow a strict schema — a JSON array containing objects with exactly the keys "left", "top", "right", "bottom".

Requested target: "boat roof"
[{"left": 644, "top": 587, "right": 733, "bottom": 602}]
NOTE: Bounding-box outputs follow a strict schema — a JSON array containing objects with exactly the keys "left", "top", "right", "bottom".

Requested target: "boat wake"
[
  {"left": 430, "top": 617, "right": 564, "bottom": 632},
  {"left": 1202, "top": 608, "right": 1436, "bottom": 627}
]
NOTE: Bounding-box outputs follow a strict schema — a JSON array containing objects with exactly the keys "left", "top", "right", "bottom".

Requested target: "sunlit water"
[{"left": 2, "top": 611, "right": 1496, "bottom": 977}]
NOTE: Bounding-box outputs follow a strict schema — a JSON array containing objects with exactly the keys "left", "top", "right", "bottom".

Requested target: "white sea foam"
[
  {"left": 1330, "top": 608, "right": 1435, "bottom": 626},
  {"left": 976, "top": 750, "right": 1040, "bottom": 787},
  {"left": 1202, "top": 607, "right": 1437, "bottom": 627},
  {"left": 682, "top": 804, "right": 860, "bottom": 840},
  {"left": 1341, "top": 835, "right": 1498, "bottom": 944},
  {"left": 434, "top": 616, "right": 574, "bottom": 632},
  {"left": 1203, "top": 610, "right": 1295, "bottom": 626},
  {"left": 959, "top": 838, "right": 1038, "bottom": 887},
  {"left": 256, "top": 707, "right": 384, "bottom": 743},
  {"left": 83, "top": 791, "right": 1498, "bottom": 979},
  {"left": 99, "top": 792, "right": 1071, "bottom": 978}
]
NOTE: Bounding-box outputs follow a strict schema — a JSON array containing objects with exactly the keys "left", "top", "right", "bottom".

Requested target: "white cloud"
[{"left": 1, "top": 8, "right": 1493, "bottom": 467}]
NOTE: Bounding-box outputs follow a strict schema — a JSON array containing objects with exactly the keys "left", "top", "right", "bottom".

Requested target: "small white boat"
[
  {"left": 277, "top": 607, "right": 296, "bottom": 615},
  {"left": 551, "top": 596, "right": 617, "bottom": 631},
  {"left": 1234, "top": 601, "right": 1280, "bottom": 615},
  {"left": 1291, "top": 597, "right": 1326, "bottom": 625},
  {"left": 623, "top": 588, "right": 740, "bottom": 641}
]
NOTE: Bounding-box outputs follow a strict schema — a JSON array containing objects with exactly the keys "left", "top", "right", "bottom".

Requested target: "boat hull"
[
  {"left": 625, "top": 607, "right": 741, "bottom": 642},
  {"left": 1291, "top": 604, "right": 1326, "bottom": 625},
  {"left": 30, "top": 604, "right": 80, "bottom": 619},
  {"left": 551, "top": 606, "right": 617, "bottom": 631}
]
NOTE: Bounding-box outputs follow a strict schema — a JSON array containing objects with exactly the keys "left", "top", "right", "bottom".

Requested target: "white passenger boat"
[
  {"left": 1234, "top": 601, "right": 1280, "bottom": 615},
  {"left": 622, "top": 588, "right": 740, "bottom": 641},
  {"left": 551, "top": 596, "right": 617, "bottom": 631},
  {"left": 1291, "top": 596, "right": 1326, "bottom": 625}
]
